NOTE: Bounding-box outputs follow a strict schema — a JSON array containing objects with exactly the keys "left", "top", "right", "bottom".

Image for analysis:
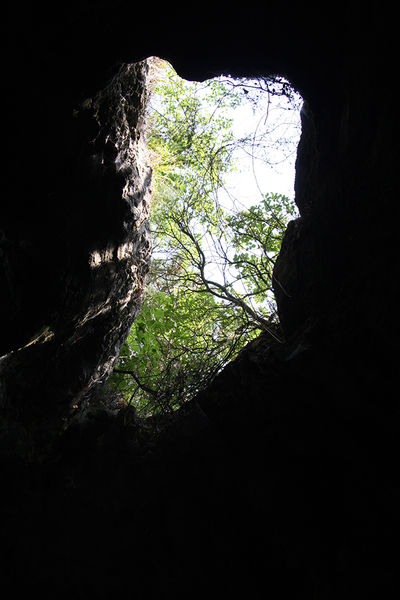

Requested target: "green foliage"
[
  {"left": 108, "top": 60, "right": 299, "bottom": 416},
  {"left": 108, "top": 260, "right": 254, "bottom": 415},
  {"left": 147, "top": 61, "right": 242, "bottom": 202},
  {"left": 226, "top": 193, "right": 297, "bottom": 303}
]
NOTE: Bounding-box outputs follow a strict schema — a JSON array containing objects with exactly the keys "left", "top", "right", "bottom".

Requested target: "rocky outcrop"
[
  {"left": 1, "top": 61, "right": 152, "bottom": 431},
  {"left": 273, "top": 66, "right": 400, "bottom": 401}
]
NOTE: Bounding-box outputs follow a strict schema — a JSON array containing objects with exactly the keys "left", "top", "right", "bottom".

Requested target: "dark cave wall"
[
  {"left": 1, "top": 60, "right": 153, "bottom": 426},
  {"left": 274, "top": 62, "right": 400, "bottom": 394}
]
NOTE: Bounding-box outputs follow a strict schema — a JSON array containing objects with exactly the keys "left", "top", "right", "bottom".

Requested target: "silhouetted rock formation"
[{"left": 1, "top": 60, "right": 152, "bottom": 430}]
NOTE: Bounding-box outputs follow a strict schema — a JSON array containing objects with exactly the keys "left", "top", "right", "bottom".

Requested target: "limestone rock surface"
[{"left": 1, "top": 61, "right": 152, "bottom": 429}]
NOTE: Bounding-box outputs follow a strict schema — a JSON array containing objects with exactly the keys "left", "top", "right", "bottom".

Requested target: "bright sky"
[
  {"left": 151, "top": 61, "right": 302, "bottom": 210},
  {"left": 149, "top": 66, "right": 303, "bottom": 299},
  {"left": 201, "top": 79, "right": 302, "bottom": 298},
  {"left": 216, "top": 86, "right": 302, "bottom": 212}
]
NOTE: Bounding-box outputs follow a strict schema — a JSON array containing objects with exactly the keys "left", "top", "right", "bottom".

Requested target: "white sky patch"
[
  {"left": 215, "top": 82, "right": 302, "bottom": 212},
  {"left": 148, "top": 66, "right": 303, "bottom": 304},
  {"left": 205, "top": 79, "right": 302, "bottom": 298}
]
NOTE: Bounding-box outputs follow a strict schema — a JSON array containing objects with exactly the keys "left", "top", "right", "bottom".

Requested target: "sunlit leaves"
[
  {"left": 224, "top": 193, "right": 297, "bottom": 303},
  {"left": 147, "top": 61, "right": 240, "bottom": 201},
  {"left": 109, "top": 270, "right": 253, "bottom": 415},
  {"left": 108, "top": 60, "right": 299, "bottom": 416}
]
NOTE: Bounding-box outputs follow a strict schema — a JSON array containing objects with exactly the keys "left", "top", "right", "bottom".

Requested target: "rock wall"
[
  {"left": 274, "top": 60, "right": 400, "bottom": 403},
  {"left": 1, "top": 61, "right": 152, "bottom": 430}
]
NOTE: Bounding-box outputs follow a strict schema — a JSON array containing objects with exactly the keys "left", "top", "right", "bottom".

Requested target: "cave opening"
[
  {"left": 106, "top": 57, "right": 303, "bottom": 418},
  {"left": 2, "top": 10, "right": 398, "bottom": 598}
]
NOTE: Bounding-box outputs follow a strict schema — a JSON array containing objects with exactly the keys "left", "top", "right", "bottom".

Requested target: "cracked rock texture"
[{"left": 1, "top": 61, "right": 152, "bottom": 430}]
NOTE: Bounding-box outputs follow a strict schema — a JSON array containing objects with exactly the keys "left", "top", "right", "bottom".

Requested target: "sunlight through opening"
[{"left": 107, "top": 57, "right": 303, "bottom": 416}]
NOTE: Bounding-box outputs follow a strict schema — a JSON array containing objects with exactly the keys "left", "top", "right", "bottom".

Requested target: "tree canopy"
[{"left": 107, "top": 59, "right": 300, "bottom": 416}]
